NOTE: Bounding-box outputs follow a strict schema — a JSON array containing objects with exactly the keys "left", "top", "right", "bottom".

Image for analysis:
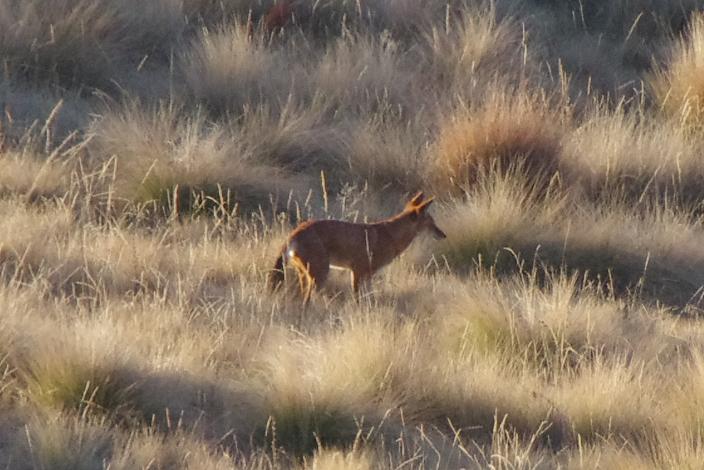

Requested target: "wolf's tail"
[{"left": 268, "top": 249, "right": 285, "bottom": 291}]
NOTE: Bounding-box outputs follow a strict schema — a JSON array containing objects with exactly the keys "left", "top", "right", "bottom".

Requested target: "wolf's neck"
[{"left": 379, "top": 216, "right": 418, "bottom": 257}]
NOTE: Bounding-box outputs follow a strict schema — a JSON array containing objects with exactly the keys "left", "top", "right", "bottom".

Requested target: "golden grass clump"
[
  {"left": 660, "top": 352, "right": 704, "bottom": 434},
  {"left": 313, "top": 34, "right": 412, "bottom": 113},
  {"left": 228, "top": 103, "right": 347, "bottom": 177},
  {"left": 431, "top": 90, "right": 566, "bottom": 192},
  {"left": 89, "top": 104, "right": 304, "bottom": 215},
  {"left": 249, "top": 326, "right": 387, "bottom": 455},
  {"left": 182, "top": 23, "right": 292, "bottom": 115},
  {"left": 561, "top": 104, "right": 702, "bottom": 201},
  {"left": 0, "top": 0, "right": 123, "bottom": 88},
  {"left": 343, "top": 117, "right": 427, "bottom": 192},
  {"left": 16, "top": 412, "right": 115, "bottom": 470},
  {"left": 432, "top": 170, "right": 704, "bottom": 307},
  {"left": 421, "top": 8, "right": 528, "bottom": 94},
  {"left": 430, "top": 169, "right": 562, "bottom": 271},
  {"left": 555, "top": 355, "right": 661, "bottom": 444},
  {"left": 650, "top": 13, "right": 704, "bottom": 129},
  {"left": 22, "top": 343, "right": 139, "bottom": 417},
  {"left": 0, "top": 151, "right": 70, "bottom": 201},
  {"left": 308, "top": 449, "right": 373, "bottom": 470},
  {"left": 435, "top": 274, "right": 644, "bottom": 372},
  {"left": 109, "top": 430, "right": 237, "bottom": 470}
]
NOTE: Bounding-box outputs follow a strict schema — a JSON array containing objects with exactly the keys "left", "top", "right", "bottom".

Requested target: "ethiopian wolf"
[{"left": 268, "top": 192, "right": 446, "bottom": 304}]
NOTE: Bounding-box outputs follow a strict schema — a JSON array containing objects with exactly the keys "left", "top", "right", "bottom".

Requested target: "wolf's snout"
[{"left": 432, "top": 225, "right": 447, "bottom": 240}]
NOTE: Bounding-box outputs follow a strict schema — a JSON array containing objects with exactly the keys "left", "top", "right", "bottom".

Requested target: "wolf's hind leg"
[
  {"left": 351, "top": 269, "right": 372, "bottom": 300},
  {"left": 304, "top": 258, "right": 329, "bottom": 305}
]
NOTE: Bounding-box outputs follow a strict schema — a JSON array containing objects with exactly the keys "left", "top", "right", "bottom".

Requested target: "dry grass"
[
  {"left": 420, "top": 6, "right": 529, "bottom": 97},
  {"left": 430, "top": 89, "right": 567, "bottom": 192},
  {"left": 0, "top": 151, "right": 71, "bottom": 201},
  {"left": 88, "top": 103, "right": 307, "bottom": 215},
  {"left": 182, "top": 23, "right": 293, "bottom": 115},
  {"left": 0, "top": 0, "right": 185, "bottom": 89},
  {"left": 651, "top": 12, "right": 704, "bottom": 130},
  {"left": 561, "top": 103, "right": 704, "bottom": 202},
  {"left": 2, "top": 1, "right": 704, "bottom": 469},
  {"left": 312, "top": 33, "right": 412, "bottom": 113},
  {"left": 434, "top": 170, "right": 704, "bottom": 307}
]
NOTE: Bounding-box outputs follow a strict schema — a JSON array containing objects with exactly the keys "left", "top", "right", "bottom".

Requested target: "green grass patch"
[
  {"left": 259, "top": 399, "right": 361, "bottom": 456},
  {"left": 24, "top": 360, "right": 138, "bottom": 417}
]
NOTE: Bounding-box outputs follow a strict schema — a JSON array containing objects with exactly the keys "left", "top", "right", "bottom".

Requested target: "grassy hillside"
[{"left": 2, "top": 0, "right": 704, "bottom": 468}]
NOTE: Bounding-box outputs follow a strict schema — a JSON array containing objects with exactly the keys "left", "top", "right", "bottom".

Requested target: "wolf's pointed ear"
[
  {"left": 408, "top": 191, "right": 425, "bottom": 207},
  {"left": 415, "top": 197, "right": 435, "bottom": 213}
]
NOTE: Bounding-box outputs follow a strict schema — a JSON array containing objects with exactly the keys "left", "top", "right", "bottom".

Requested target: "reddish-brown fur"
[
  {"left": 263, "top": 1, "right": 293, "bottom": 31},
  {"left": 268, "top": 192, "right": 446, "bottom": 305}
]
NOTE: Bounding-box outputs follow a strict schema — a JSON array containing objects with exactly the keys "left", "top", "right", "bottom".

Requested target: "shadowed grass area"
[
  {"left": 261, "top": 400, "right": 362, "bottom": 456},
  {"left": 24, "top": 358, "right": 139, "bottom": 418},
  {"left": 434, "top": 170, "right": 704, "bottom": 308},
  {"left": 0, "top": 0, "right": 185, "bottom": 90}
]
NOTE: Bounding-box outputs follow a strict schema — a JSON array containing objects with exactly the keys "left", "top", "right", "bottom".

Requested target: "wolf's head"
[{"left": 404, "top": 192, "right": 447, "bottom": 240}]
